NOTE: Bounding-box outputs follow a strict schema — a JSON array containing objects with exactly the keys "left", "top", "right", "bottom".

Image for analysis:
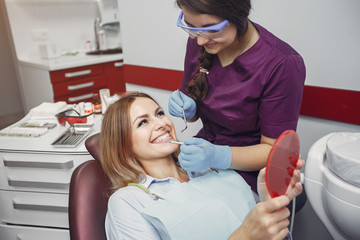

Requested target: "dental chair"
[
  {"left": 68, "top": 132, "right": 307, "bottom": 240},
  {"left": 305, "top": 132, "right": 360, "bottom": 240},
  {"left": 68, "top": 133, "right": 111, "bottom": 240}
]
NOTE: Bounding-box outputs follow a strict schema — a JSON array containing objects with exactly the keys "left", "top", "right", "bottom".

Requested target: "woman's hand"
[
  {"left": 228, "top": 195, "right": 293, "bottom": 240},
  {"left": 228, "top": 159, "right": 304, "bottom": 240},
  {"left": 168, "top": 90, "right": 196, "bottom": 120}
]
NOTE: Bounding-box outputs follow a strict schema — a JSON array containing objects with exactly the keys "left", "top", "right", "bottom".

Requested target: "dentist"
[{"left": 168, "top": 0, "right": 306, "bottom": 193}]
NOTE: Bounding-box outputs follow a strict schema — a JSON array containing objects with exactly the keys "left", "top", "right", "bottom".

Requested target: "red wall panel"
[{"left": 124, "top": 64, "right": 360, "bottom": 125}]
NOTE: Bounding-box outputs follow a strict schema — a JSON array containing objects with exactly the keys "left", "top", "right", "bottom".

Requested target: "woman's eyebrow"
[
  {"left": 133, "top": 114, "right": 148, "bottom": 124},
  {"left": 184, "top": 19, "right": 195, "bottom": 27},
  {"left": 133, "top": 106, "right": 162, "bottom": 124},
  {"left": 155, "top": 107, "right": 162, "bottom": 113}
]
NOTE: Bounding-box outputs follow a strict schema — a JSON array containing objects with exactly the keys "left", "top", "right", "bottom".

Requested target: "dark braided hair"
[
  {"left": 176, "top": 0, "right": 251, "bottom": 101},
  {"left": 187, "top": 47, "right": 213, "bottom": 102}
]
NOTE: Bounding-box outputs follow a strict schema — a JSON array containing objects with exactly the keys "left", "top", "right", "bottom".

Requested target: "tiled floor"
[
  {"left": 0, "top": 112, "right": 25, "bottom": 130},
  {"left": 293, "top": 201, "right": 333, "bottom": 239}
]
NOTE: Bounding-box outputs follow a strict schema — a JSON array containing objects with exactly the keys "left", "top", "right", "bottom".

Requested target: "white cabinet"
[
  {"left": 0, "top": 152, "right": 91, "bottom": 239},
  {"left": 0, "top": 224, "right": 70, "bottom": 240},
  {"left": 0, "top": 113, "right": 101, "bottom": 239}
]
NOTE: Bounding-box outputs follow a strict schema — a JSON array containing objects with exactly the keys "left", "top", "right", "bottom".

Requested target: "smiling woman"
[
  {"left": 100, "top": 92, "right": 186, "bottom": 191},
  {"left": 127, "top": 96, "right": 184, "bottom": 177},
  {"left": 99, "top": 92, "right": 303, "bottom": 240}
]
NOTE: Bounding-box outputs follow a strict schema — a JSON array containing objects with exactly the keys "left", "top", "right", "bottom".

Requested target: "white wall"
[
  {"left": 118, "top": 0, "right": 187, "bottom": 70},
  {"left": 0, "top": 0, "right": 23, "bottom": 117},
  {"left": 250, "top": 0, "right": 360, "bottom": 91},
  {"left": 5, "top": 0, "right": 121, "bottom": 59},
  {"left": 249, "top": 0, "right": 360, "bottom": 157}
]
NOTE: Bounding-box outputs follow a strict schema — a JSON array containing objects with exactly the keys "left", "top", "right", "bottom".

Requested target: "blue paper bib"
[{"left": 141, "top": 170, "right": 256, "bottom": 240}]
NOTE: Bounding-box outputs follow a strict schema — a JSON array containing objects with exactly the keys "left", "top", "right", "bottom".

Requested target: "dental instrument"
[
  {"left": 167, "top": 140, "right": 214, "bottom": 149},
  {"left": 177, "top": 89, "right": 188, "bottom": 133}
]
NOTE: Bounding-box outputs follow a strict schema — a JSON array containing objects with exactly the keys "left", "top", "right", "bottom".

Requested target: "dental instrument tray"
[{"left": 51, "top": 124, "right": 93, "bottom": 148}]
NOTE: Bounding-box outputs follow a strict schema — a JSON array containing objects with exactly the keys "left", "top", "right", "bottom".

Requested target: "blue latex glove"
[
  {"left": 178, "top": 138, "right": 232, "bottom": 172},
  {"left": 168, "top": 90, "right": 196, "bottom": 120}
]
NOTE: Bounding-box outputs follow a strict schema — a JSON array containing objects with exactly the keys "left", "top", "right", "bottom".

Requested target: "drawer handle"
[
  {"left": 8, "top": 178, "right": 69, "bottom": 189},
  {"left": 3, "top": 160, "right": 74, "bottom": 169},
  {"left": 67, "top": 81, "right": 94, "bottom": 91},
  {"left": 12, "top": 200, "right": 68, "bottom": 212},
  {"left": 65, "top": 69, "right": 92, "bottom": 78},
  {"left": 68, "top": 93, "right": 94, "bottom": 102},
  {"left": 114, "top": 62, "right": 124, "bottom": 67}
]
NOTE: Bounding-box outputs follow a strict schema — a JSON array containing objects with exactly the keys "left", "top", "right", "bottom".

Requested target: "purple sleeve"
[{"left": 259, "top": 54, "right": 306, "bottom": 138}]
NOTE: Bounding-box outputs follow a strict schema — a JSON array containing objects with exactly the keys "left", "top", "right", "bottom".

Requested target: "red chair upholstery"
[{"left": 69, "top": 133, "right": 111, "bottom": 240}]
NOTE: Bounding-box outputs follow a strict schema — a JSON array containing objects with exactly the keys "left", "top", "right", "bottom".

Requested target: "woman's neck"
[
  {"left": 141, "top": 157, "right": 189, "bottom": 182},
  {"left": 218, "top": 20, "right": 259, "bottom": 67}
]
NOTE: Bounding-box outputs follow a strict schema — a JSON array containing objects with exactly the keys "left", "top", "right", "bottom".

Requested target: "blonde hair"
[{"left": 100, "top": 92, "right": 183, "bottom": 192}]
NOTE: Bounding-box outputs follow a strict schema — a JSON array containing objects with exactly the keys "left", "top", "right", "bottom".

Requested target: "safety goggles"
[
  {"left": 177, "top": 11, "right": 229, "bottom": 39},
  {"left": 56, "top": 109, "right": 90, "bottom": 126}
]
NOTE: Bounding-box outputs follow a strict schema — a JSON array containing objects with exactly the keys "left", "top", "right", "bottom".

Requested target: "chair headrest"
[{"left": 85, "top": 133, "right": 101, "bottom": 161}]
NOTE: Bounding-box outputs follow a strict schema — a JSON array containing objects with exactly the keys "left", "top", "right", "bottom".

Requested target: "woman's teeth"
[{"left": 153, "top": 133, "right": 171, "bottom": 143}]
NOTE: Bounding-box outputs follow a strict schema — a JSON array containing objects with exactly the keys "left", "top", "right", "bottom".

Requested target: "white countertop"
[
  {"left": 0, "top": 111, "right": 102, "bottom": 154},
  {"left": 18, "top": 52, "right": 124, "bottom": 71}
]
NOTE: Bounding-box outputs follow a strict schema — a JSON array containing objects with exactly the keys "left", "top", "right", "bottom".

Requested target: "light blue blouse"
[
  {"left": 105, "top": 170, "right": 211, "bottom": 240},
  {"left": 105, "top": 169, "right": 255, "bottom": 240}
]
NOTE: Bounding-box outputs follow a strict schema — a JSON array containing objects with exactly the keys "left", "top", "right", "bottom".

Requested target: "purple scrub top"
[{"left": 180, "top": 22, "right": 306, "bottom": 192}]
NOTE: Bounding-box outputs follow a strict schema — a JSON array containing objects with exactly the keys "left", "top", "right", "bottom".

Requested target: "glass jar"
[{"left": 92, "top": 93, "right": 102, "bottom": 114}]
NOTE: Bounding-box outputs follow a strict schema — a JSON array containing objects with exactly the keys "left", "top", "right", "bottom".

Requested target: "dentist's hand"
[
  {"left": 178, "top": 138, "right": 232, "bottom": 171},
  {"left": 168, "top": 90, "right": 196, "bottom": 120}
]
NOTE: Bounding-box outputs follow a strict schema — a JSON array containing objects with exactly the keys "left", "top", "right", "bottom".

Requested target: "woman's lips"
[
  {"left": 152, "top": 132, "right": 172, "bottom": 143},
  {"left": 204, "top": 42, "right": 216, "bottom": 48}
]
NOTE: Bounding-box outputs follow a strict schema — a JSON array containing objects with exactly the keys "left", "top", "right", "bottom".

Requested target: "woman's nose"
[
  {"left": 153, "top": 118, "right": 166, "bottom": 130},
  {"left": 197, "top": 35, "right": 209, "bottom": 46}
]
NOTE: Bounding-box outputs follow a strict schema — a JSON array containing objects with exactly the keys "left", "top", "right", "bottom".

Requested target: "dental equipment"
[
  {"left": 265, "top": 130, "right": 300, "bottom": 235},
  {"left": 305, "top": 132, "right": 360, "bottom": 240},
  {"left": 167, "top": 140, "right": 214, "bottom": 149},
  {"left": 177, "top": 89, "right": 188, "bottom": 133},
  {"left": 266, "top": 130, "right": 299, "bottom": 198}
]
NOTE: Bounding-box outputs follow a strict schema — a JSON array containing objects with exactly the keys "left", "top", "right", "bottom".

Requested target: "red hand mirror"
[{"left": 266, "top": 130, "right": 300, "bottom": 198}]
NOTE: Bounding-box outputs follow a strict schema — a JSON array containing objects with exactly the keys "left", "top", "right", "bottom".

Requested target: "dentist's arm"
[
  {"left": 228, "top": 159, "right": 304, "bottom": 240},
  {"left": 229, "top": 135, "right": 276, "bottom": 171},
  {"left": 178, "top": 136, "right": 275, "bottom": 172}
]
